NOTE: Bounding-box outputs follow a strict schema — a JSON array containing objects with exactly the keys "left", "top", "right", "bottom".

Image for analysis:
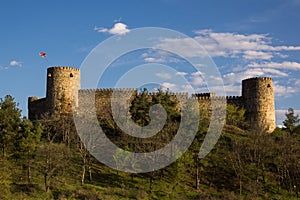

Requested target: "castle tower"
[
  {"left": 46, "top": 66, "right": 80, "bottom": 114},
  {"left": 242, "top": 77, "right": 276, "bottom": 133}
]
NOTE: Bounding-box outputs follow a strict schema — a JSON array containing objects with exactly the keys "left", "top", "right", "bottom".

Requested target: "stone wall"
[
  {"left": 28, "top": 66, "right": 276, "bottom": 133},
  {"left": 28, "top": 97, "right": 47, "bottom": 120},
  {"left": 77, "top": 88, "right": 138, "bottom": 120}
]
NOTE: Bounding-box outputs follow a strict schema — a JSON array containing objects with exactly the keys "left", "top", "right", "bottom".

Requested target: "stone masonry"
[{"left": 28, "top": 66, "right": 276, "bottom": 133}]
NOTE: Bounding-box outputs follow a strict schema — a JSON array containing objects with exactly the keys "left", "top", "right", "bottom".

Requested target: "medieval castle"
[{"left": 28, "top": 66, "right": 276, "bottom": 133}]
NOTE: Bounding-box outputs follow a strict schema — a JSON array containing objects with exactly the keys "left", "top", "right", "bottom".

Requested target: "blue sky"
[{"left": 0, "top": 0, "right": 300, "bottom": 125}]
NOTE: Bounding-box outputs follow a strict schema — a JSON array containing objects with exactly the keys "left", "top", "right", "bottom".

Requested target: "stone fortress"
[{"left": 28, "top": 66, "right": 276, "bottom": 133}]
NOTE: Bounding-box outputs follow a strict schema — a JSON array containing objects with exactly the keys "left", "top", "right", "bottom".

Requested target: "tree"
[
  {"left": 78, "top": 137, "right": 96, "bottom": 185},
  {"left": 37, "top": 114, "right": 71, "bottom": 192},
  {"left": 0, "top": 95, "right": 21, "bottom": 157},
  {"left": 130, "top": 88, "right": 151, "bottom": 127},
  {"left": 0, "top": 156, "right": 13, "bottom": 199},
  {"left": 14, "top": 117, "right": 42, "bottom": 184},
  {"left": 36, "top": 143, "right": 71, "bottom": 192},
  {"left": 283, "top": 108, "right": 300, "bottom": 135},
  {"left": 274, "top": 133, "right": 300, "bottom": 197},
  {"left": 226, "top": 104, "right": 245, "bottom": 127},
  {"left": 130, "top": 88, "right": 180, "bottom": 127}
]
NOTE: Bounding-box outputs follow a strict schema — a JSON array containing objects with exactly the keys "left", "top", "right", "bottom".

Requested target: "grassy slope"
[{"left": 2, "top": 126, "right": 299, "bottom": 200}]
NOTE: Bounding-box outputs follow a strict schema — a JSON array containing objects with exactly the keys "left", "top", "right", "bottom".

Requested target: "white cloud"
[
  {"left": 194, "top": 29, "right": 300, "bottom": 54},
  {"left": 248, "top": 61, "right": 300, "bottom": 70},
  {"left": 260, "top": 68, "right": 289, "bottom": 77},
  {"left": 142, "top": 50, "right": 182, "bottom": 63},
  {"left": 191, "top": 76, "right": 205, "bottom": 86},
  {"left": 155, "top": 72, "right": 172, "bottom": 79},
  {"left": 191, "top": 71, "right": 204, "bottom": 76},
  {"left": 161, "top": 82, "right": 177, "bottom": 91},
  {"left": 156, "top": 29, "right": 300, "bottom": 60},
  {"left": 10, "top": 60, "right": 22, "bottom": 67},
  {"left": 1, "top": 60, "right": 23, "bottom": 70},
  {"left": 243, "top": 51, "right": 273, "bottom": 60},
  {"left": 209, "top": 76, "right": 223, "bottom": 82},
  {"left": 188, "top": 71, "right": 206, "bottom": 86},
  {"left": 144, "top": 57, "right": 166, "bottom": 63},
  {"left": 274, "top": 82, "right": 298, "bottom": 97},
  {"left": 94, "top": 22, "right": 130, "bottom": 35},
  {"left": 95, "top": 27, "right": 108, "bottom": 33},
  {"left": 156, "top": 38, "right": 210, "bottom": 58},
  {"left": 176, "top": 71, "right": 188, "bottom": 76},
  {"left": 295, "top": 79, "right": 300, "bottom": 86},
  {"left": 223, "top": 67, "right": 289, "bottom": 85},
  {"left": 181, "top": 84, "right": 194, "bottom": 93},
  {"left": 109, "top": 23, "right": 130, "bottom": 35}
]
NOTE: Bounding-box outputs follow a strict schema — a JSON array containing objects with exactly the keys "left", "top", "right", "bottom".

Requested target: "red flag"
[{"left": 39, "top": 52, "right": 46, "bottom": 58}]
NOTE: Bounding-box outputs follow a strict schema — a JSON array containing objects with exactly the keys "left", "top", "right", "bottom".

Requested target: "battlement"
[
  {"left": 79, "top": 88, "right": 137, "bottom": 93},
  {"left": 191, "top": 94, "right": 243, "bottom": 101},
  {"left": 79, "top": 88, "right": 138, "bottom": 97},
  {"left": 192, "top": 93, "right": 216, "bottom": 97},
  {"left": 226, "top": 96, "right": 242, "bottom": 100},
  {"left": 242, "top": 77, "right": 272, "bottom": 82},
  {"left": 48, "top": 66, "right": 80, "bottom": 71},
  {"left": 192, "top": 93, "right": 218, "bottom": 100}
]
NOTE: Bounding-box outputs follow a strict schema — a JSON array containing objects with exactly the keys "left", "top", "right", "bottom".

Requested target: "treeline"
[{"left": 0, "top": 92, "right": 299, "bottom": 199}]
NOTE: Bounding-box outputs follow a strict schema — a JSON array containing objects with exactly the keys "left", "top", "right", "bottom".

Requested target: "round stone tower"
[
  {"left": 46, "top": 66, "right": 80, "bottom": 114},
  {"left": 242, "top": 77, "right": 276, "bottom": 133}
]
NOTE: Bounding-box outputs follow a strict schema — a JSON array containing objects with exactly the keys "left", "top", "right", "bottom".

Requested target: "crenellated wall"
[
  {"left": 28, "top": 67, "right": 276, "bottom": 133},
  {"left": 78, "top": 88, "right": 138, "bottom": 119}
]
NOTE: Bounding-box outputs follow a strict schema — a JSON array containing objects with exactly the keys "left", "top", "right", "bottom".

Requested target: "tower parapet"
[{"left": 242, "top": 77, "right": 276, "bottom": 133}]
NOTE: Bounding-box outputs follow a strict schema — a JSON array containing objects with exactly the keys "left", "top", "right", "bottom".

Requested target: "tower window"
[
  {"left": 47, "top": 73, "right": 52, "bottom": 77},
  {"left": 70, "top": 73, "right": 74, "bottom": 77},
  {"left": 267, "top": 84, "right": 271, "bottom": 88}
]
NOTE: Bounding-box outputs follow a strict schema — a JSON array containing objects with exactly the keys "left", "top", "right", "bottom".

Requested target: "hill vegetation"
[{"left": 0, "top": 92, "right": 299, "bottom": 200}]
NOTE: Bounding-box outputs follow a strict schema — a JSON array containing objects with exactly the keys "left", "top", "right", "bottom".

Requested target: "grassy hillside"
[{"left": 1, "top": 94, "right": 299, "bottom": 199}]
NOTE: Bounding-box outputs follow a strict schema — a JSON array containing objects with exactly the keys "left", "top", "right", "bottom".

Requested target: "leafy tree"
[
  {"left": 151, "top": 89, "right": 181, "bottom": 123},
  {"left": 226, "top": 104, "right": 245, "bottom": 127},
  {"left": 283, "top": 108, "right": 300, "bottom": 135},
  {"left": 130, "top": 88, "right": 180, "bottom": 127},
  {"left": 0, "top": 95, "right": 21, "bottom": 157}
]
